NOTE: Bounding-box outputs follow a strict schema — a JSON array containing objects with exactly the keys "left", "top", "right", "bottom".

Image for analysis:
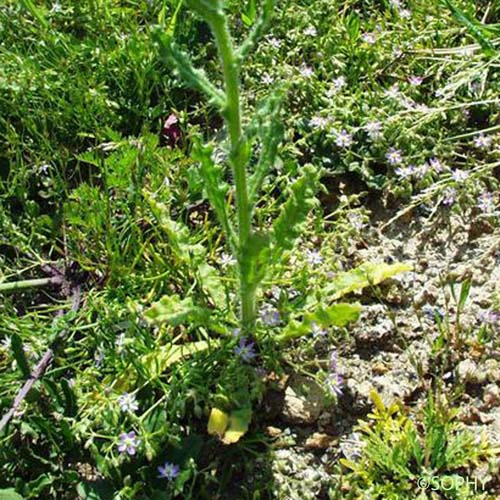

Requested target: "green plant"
[{"left": 340, "top": 390, "right": 494, "bottom": 499}]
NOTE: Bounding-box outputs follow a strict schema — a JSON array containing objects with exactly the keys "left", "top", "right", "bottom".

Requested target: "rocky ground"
[{"left": 260, "top": 205, "right": 500, "bottom": 498}]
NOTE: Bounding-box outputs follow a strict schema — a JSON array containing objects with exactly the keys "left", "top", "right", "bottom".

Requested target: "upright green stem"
[{"left": 210, "top": 13, "right": 255, "bottom": 330}]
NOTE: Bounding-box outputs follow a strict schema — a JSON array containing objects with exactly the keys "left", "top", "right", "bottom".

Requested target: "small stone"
[
  {"left": 282, "top": 374, "right": 325, "bottom": 424},
  {"left": 266, "top": 426, "right": 283, "bottom": 438},
  {"left": 483, "top": 384, "right": 500, "bottom": 407},
  {"left": 372, "top": 362, "right": 389, "bottom": 375},
  {"left": 457, "top": 359, "right": 480, "bottom": 383},
  {"left": 304, "top": 433, "right": 336, "bottom": 450}
]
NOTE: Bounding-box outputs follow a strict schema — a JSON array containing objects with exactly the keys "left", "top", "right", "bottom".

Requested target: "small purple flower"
[
  {"left": 451, "top": 169, "right": 469, "bottom": 182},
  {"left": 386, "top": 147, "right": 403, "bottom": 165},
  {"left": 415, "top": 163, "right": 430, "bottom": 177},
  {"left": 259, "top": 304, "right": 280, "bottom": 327},
  {"left": 299, "top": 65, "right": 314, "bottom": 78},
  {"left": 478, "top": 310, "right": 499, "bottom": 326},
  {"left": 311, "top": 322, "right": 328, "bottom": 337},
  {"left": 234, "top": 337, "right": 257, "bottom": 362},
  {"left": 365, "top": 120, "right": 382, "bottom": 140},
  {"left": 266, "top": 37, "right": 281, "bottom": 49},
  {"left": 473, "top": 134, "right": 492, "bottom": 149},
  {"left": 118, "top": 431, "right": 140, "bottom": 456},
  {"left": 231, "top": 327, "right": 241, "bottom": 337},
  {"left": 326, "top": 351, "right": 343, "bottom": 397},
  {"left": 442, "top": 187, "right": 456, "bottom": 206},
  {"left": 384, "top": 84, "right": 400, "bottom": 99},
  {"left": 117, "top": 392, "right": 139, "bottom": 414},
  {"left": 305, "top": 249, "right": 323, "bottom": 266},
  {"left": 422, "top": 304, "right": 444, "bottom": 322},
  {"left": 429, "top": 157, "right": 444, "bottom": 173},
  {"left": 309, "top": 115, "right": 328, "bottom": 129},
  {"left": 158, "top": 461, "right": 180, "bottom": 481},
  {"left": 477, "top": 192, "right": 496, "bottom": 213},
  {"left": 335, "top": 129, "right": 354, "bottom": 148},
  {"left": 361, "top": 32, "right": 376, "bottom": 44},
  {"left": 408, "top": 75, "right": 423, "bottom": 86}
]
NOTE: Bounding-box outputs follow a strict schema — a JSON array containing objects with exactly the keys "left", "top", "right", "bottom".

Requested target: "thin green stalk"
[
  {"left": 0, "top": 277, "right": 61, "bottom": 293},
  {"left": 210, "top": 13, "right": 255, "bottom": 330}
]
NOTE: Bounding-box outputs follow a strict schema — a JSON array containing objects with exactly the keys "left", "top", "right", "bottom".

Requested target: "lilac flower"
[
  {"left": 303, "top": 26, "right": 317, "bottom": 37},
  {"left": 477, "top": 192, "right": 496, "bottom": 213},
  {"left": 118, "top": 431, "right": 140, "bottom": 456},
  {"left": 39, "top": 163, "right": 50, "bottom": 174},
  {"left": 348, "top": 213, "right": 365, "bottom": 230},
  {"left": 311, "top": 322, "right": 328, "bottom": 337},
  {"left": 415, "top": 163, "right": 430, "bottom": 177},
  {"left": 429, "top": 157, "right": 444, "bottom": 173},
  {"left": 478, "top": 310, "right": 499, "bottom": 326},
  {"left": 384, "top": 83, "right": 400, "bottom": 99},
  {"left": 335, "top": 129, "right": 354, "bottom": 148},
  {"left": 94, "top": 347, "right": 105, "bottom": 367},
  {"left": 473, "top": 134, "right": 492, "bottom": 149},
  {"left": 231, "top": 327, "right": 241, "bottom": 337},
  {"left": 234, "top": 337, "right": 257, "bottom": 362},
  {"left": 259, "top": 304, "right": 280, "bottom": 327},
  {"left": 117, "top": 392, "right": 139, "bottom": 414},
  {"left": 422, "top": 304, "right": 444, "bottom": 322},
  {"left": 309, "top": 115, "right": 329, "bottom": 129},
  {"left": 365, "top": 120, "right": 382, "bottom": 140},
  {"left": 299, "top": 65, "right": 314, "bottom": 78},
  {"left": 361, "top": 32, "right": 377, "bottom": 44},
  {"left": 305, "top": 249, "right": 323, "bottom": 266},
  {"left": 389, "top": 0, "right": 402, "bottom": 7},
  {"left": 442, "top": 187, "right": 456, "bottom": 206},
  {"left": 158, "top": 461, "right": 180, "bottom": 481},
  {"left": 408, "top": 75, "right": 423, "bottom": 86},
  {"left": 267, "top": 37, "right": 281, "bottom": 49},
  {"left": 399, "top": 8, "right": 412, "bottom": 18},
  {"left": 326, "top": 76, "right": 346, "bottom": 97},
  {"left": 333, "top": 76, "right": 346, "bottom": 89},
  {"left": 326, "top": 351, "right": 343, "bottom": 397},
  {"left": 451, "top": 169, "right": 469, "bottom": 182},
  {"left": 386, "top": 147, "right": 403, "bottom": 165}
]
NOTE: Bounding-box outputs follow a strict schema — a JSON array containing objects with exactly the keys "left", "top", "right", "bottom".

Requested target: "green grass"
[{"left": 0, "top": 0, "right": 499, "bottom": 498}]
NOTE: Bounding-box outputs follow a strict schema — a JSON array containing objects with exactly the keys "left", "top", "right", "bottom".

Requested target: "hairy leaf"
[
  {"left": 271, "top": 164, "right": 320, "bottom": 262},
  {"left": 192, "top": 140, "right": 236, "bottom": 249},
  {"left": 320, "top": 262, "right": 412, "bottom": 302},
  {"left": 221, "top": 406, "right": 252, "bottom": 444},
  {"left": 277, "top": 303, "right": 361, "bottom": 342},
  {"left": 144, "top": 295, "right": 209, "bottom": 326}
]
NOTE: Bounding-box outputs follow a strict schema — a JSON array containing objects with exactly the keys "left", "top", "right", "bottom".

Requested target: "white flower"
[
  {"left": 384, "top": 83, "right": 400, "bottom": 99},
  {"left": 51, "top": 1, "right": 62, "bottom": 13},
  {"left": 303, "top": 26, "right": 317, "bottom": 37},
  {"left": 117, "top": 392, "right": 139, "bottom": 413},
  {"left": 261, "top": 74, "right": 274, "bottom": 85},
  {"left": 220, "top": 252, "right": 236, "bottom": 267},
  {"left": 399, "top": 8, "right": 412, "bottom": 18}
]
